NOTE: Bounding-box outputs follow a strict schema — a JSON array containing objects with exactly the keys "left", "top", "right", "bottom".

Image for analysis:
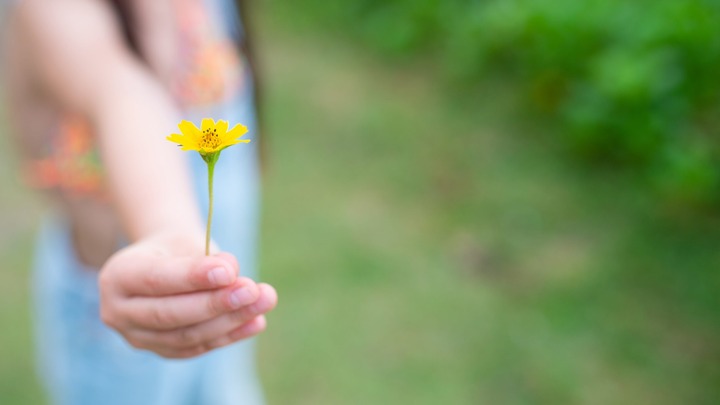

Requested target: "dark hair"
[
  {"left": 234, "top": 0, "right": 265, "bottom": 162},
  {"left": 106, "top": 0, "right": 138, "bottom": 54}
]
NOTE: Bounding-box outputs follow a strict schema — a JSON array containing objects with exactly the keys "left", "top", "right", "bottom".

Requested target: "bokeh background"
[{"left": 2, "top": 1, "right": 720, "bottom": 403}]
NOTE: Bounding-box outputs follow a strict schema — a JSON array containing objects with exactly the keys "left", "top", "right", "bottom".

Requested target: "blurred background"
[{"left": 2, "top": 1, "right": 720, "bottom": 403}]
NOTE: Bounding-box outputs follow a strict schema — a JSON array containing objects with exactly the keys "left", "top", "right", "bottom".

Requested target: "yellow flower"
[
  {"left": 166, "top": 118, "right": 251, "bottom": 255},
  {"left": 167, "top": 118, "right": 250, "bottom": 155}
]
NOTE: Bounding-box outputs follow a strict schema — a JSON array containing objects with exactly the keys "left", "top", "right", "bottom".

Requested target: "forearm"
[
  {"left": 91, "top": 57, "right": 204, "bottom": 241},
  {"left": 18, "top": 0, "right": 203, "bottom": 242}
]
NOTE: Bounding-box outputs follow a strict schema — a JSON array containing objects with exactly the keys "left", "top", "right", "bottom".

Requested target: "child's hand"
[{"left": 98, "top": 232, "right": 277, "bottom": 359}]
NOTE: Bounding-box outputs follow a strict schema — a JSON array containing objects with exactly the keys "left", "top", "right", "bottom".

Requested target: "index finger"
[{"left": 114, "top": 253, "right": 239, "bottom": 297}]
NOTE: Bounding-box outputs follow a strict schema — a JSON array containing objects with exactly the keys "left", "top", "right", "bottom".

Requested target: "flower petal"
[
  {"left": 216, "top": 120, "right": 229, "bottom": 136},
  {"left": 223, "top": 139, "right": 251, "bottom": 148},
  {"left": 167, "top": 133, "right": 200, "bottom": 151},
  {"left": 201, "top": 118, "right": 216, "bottom": 133},
  {"left": 223, "top": 123, "right": 249, "bottom": 142},
  {"left": 178, "top": 120, "right": 202, "bottom": 141}
]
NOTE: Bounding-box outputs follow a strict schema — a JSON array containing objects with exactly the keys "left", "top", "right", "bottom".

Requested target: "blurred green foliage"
[{"left": 280, "top": 0, "right": 720, "bottom": 207}]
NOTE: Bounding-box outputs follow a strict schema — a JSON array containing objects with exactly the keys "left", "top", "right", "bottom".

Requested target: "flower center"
[{"left": 200, "top": 128, "right": 221, "bottom": 150}]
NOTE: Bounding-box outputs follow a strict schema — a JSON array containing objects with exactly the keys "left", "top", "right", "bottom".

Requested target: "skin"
[{"left": 2, "top": 0, "right": 277, "bottom": 359}]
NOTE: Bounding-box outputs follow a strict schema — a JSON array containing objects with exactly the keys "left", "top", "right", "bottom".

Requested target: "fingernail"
[
  {"left": 229, "top": 287, "right": 255, "bottom": 309},
  {"left": 208, "top": 267, "right": 231, "bottom": 286}
]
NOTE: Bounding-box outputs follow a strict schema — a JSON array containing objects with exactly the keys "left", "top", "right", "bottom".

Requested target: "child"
[{"left": 1, "top": 0, "right": 277, "bottom": 404}]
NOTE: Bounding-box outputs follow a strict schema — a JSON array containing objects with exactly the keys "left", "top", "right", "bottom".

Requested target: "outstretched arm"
[
  {"left": 19, "top": 0, "right": 198, "bottom": 238},
  {"left": 14, "top": 0, "right": 276, "bottom": 358}
]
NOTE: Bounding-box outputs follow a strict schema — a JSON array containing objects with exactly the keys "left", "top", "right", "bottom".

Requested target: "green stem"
[{"left": 205, "top": 158, "right": 216, "bottom": 256}]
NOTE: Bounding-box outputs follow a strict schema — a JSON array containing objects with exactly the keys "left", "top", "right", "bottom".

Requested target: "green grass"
[
  {"left": 1, "top": 5, "right": 719, "bottom": 404},
  {"left": 255, "top": 6, "right": 720, "bottom": 404},
  {"left": 0, "top": 118, "right": 46, "bottom": 403}
]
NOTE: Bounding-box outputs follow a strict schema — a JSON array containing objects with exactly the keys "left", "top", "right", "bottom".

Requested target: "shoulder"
[
  {"left": 10, "top": 0, "right": 140, "bottom": 112},
  {"left": 15, "top": 0, "right": 124, "bottom": 54}
]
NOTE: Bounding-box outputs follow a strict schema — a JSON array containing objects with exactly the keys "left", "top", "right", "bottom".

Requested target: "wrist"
[{"left": 138, "top": 226, "right": 208, "bottom": 256}]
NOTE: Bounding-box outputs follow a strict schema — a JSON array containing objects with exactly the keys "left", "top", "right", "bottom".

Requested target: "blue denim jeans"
[{"left": 33, "top": 93, "right": 264, "bottom": 405}]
